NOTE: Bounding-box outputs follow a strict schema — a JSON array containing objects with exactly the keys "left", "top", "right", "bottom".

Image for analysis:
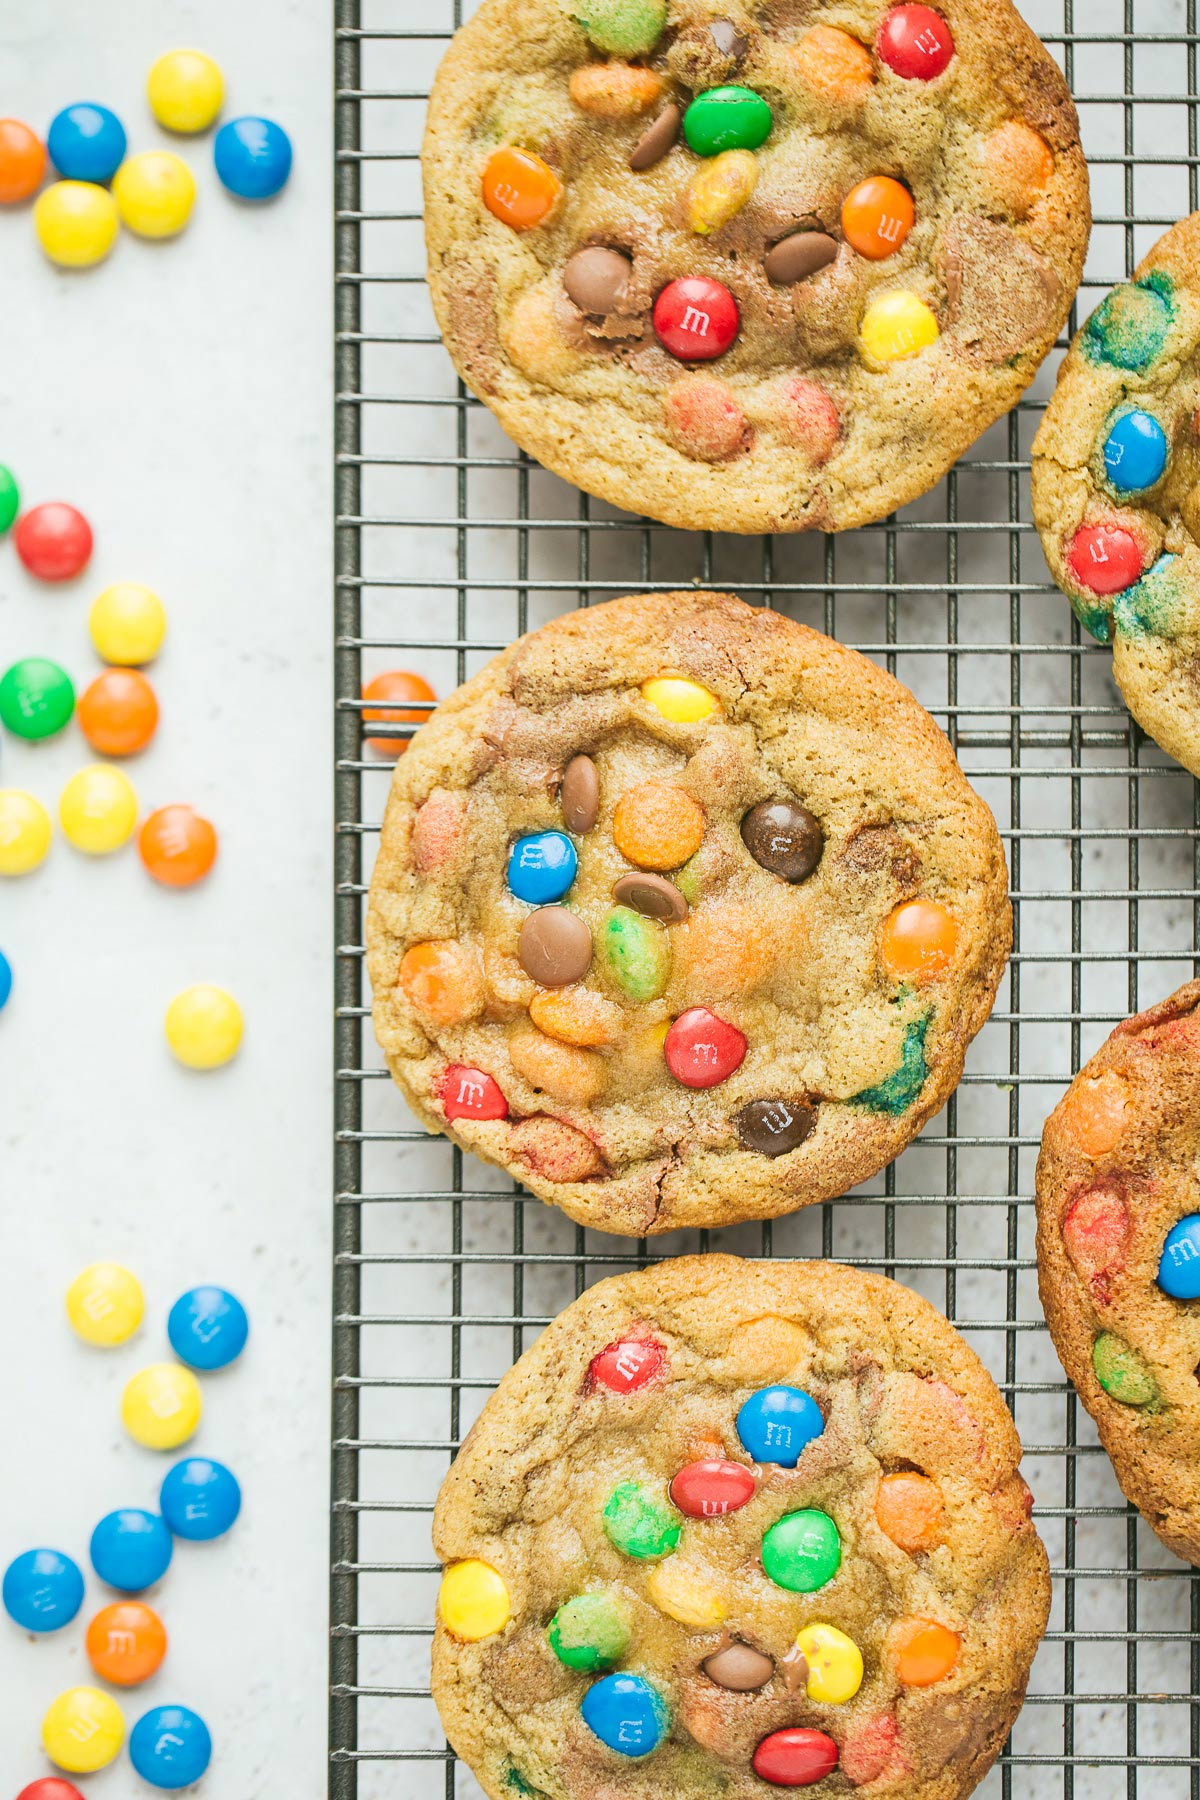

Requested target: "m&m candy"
[
  {"left": 0, "top": 788, "right": 52, "bottom": 874},
  {"left": 602, "top": 1480, "right": 681, "bottom": 1558},
  {"left": 0, "top": 948, "right": 11, "bottom": 1011},
  {"left": 841, "top": 176, "right": 914, "bottom": 260},
  {"left": 148, "top": 49, "right": 225, "bottom": 133},
  {"left": 507, "top": 829, "right": 577, "bottom": 903},
  {"left": 130, "top": 1704, "right": 212, "bottom": 1789},
  {"left": 90, "top": 1509, "right": 173, "bottom": 1592},
  {"left": 165, "top": 983, "right": 243, "bottom": 1068},
  {"left": 1103, "top": 409, "right": 1168, "bottom": 494},
  {"left": 669, "top": 1459, "right": 757, "bottom": 1517},
  {"left": 890, "top": 1615, "right": 959, "bottom": 1684},
  {"left": 168, "top": 1284, "right": 249, "bottom": 1369},
  {"left": 89, "top": 582, "right": 167, "bottom": 664},
  {"left": 613, "top": 780, "right": 705, "bottom": 869},
  {"left": 1092, "top": 1332, "right": 1157, "bottom": 1405},
  {"left": 3, "top": 1547, "right": 85, "bottom": 1631},
  {"left": 791, "top": 25, "right": 875, "bottom": 102},
  {"left": 795, "top": 1622, "right": 864, "bottom": 1702},
  {"left": 121, "top": 1364, "right": 203, "bottom": 1450},
  {"left": 47, "top": 103, "right": 127, "bottom": 182},
  {"left": 0, "top": 657, "right": 74, "bottom": 738},
  {"left": 439, "top": 1559, "right": 511, "bottom": 1639},
  {"left": 78, "top": 668, "right": 159, "bottom": 755},
  {"left": 1157, "top": 1215, "right": 1200, "bottom": 1299},
  {"left": 664, "top": 1007, "right": 747, "bottom": 1087},
  {"left": 601, "top": 906, "right": 672, "bottom": 1001},
  {"left": 214, "top": 115, "right": 293, "bottom": 199},
  {"left": 875, "top": 1470, "right": 945, "bottom": 1551},
  {"left": 0, "top": 461, "right": 19, "bottom": 530},
  {"left": 59, "top": 764, "right": 138, "bottom": 854},
  {"left": 138, "top": 805, "right": 217, "bottom": 887},
  {"left": 641, "top": 675, "right": 717, "bottom": 722},
  {"left": 682, "top": 85, "right": 772, "bottom": 156},
  {"left": 880, "top": 898, "right": 960, "bottom": 982},
  {"left": 0, "top": 118, "right": 45, "bottom": 201},
  {"left": 66, "top": 1261, "right": 145, "bottom": 1346},
  {"left": 588, "top": 1335, "right": 666, "bottom": 1392},
  {"left": 16, "top": 1782, "right": 87, "bottom": 1800},
  {"left": 860, "top": 290, "right": 940, "bottom": 362},
  {"left": 761, "top": 1508, "right": 841, "bottom": 1591},
  {"left": 876, "top": 4, "right": 956, "bottom": 80},
  {"left": 753, "top": 1728, "right": 839, "bottom": 1787},
  {"left": 86, "top": 1601, "right": 167, "bottom": 1685},
  {"left": 648, "top": 1565, "right": 725, "bottom": 1632},
  {"left": 15, "top": 501, "right": 92, "bottom": 580},
  {"left": 440, "top": 1062, "right": 508, "bottom": 1120},
  {"left": 580, "top": 1671, "right": 670, "bottom": 1756},
  {"left": 34, "top": 181, "right": 119, "bottom": 266},
  {"left": 362, "top": 668, "right": 436, "bottom": 754},
  {"left": 1067, "top": 522, "right": 1143, "bottom": 595},
  {"left": 112, "top": 151, "right": 196, "bottom": 238},
  {"left": 575, "top": 0, "right": 666, "bottom": 55},
  {"left": 160, "top": 1456, "right": 242, "bottom": 1540},
  {"left": 653, "top": 275, "right": 739, "bottom": 361},
  {"left": 481, "top": 145, "right": 561, "bottom": 229},
  {"left": 737, "top": 1384, "right": 824, "bottom": 1465},
  {"left": 549, "top": 1590, "right": 631, "bottom": 1670},
  {"left": 42, "top": 1687, "right": 124, "bottom": 1774}
]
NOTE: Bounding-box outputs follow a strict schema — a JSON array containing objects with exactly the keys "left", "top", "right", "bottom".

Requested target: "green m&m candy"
[
  {"left": 572, "top": 0, "right": 665, "bottom": 55},
  {"left": 602, "top": 1480, "right": 681, "bottom": 1559},
  {"left": 1093, "top": 1332, "right": 1158, "bottom": 1407},
  {"left": 683, "top": 86, "right": 773, "bottom": 157},
  {"left": 0, "top": 464, "right": 18, "bottom": 535},
  {"left": 548, "top": 1590, "right": 631, "bottom": 1671},
  {"left": 0, "top": 656, "right": 75, "bottom": 740},
  {"left": 601, "top": 906, "right": 671, "bottom": 1001},
  {"left": 761, "top": 1508, "right": 841, "bottom": 1592}
]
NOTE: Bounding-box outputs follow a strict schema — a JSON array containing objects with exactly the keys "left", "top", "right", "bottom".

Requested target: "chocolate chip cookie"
[
  {"left": 1032, "top": 214, "right": 1200, "bottom": 779},
  {"left": 366, "top": 591, "right": 1011, "bottom": 1234},
  {"left": 1036, "top": 980, "right": 1200, "bottom": 1566},
  {"left": 432, "top": 1254, "right": 1050, "bottom": 1798},
  {"left": 423, "top": 0, "right": 1089, "bottom": 533}
]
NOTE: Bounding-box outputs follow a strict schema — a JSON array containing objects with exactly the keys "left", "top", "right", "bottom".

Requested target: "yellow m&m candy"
[
  {"left": 646, "top": 1558, "right": 727, "bottom": 1628},
  {"left": 165, "top": 983, "right": 244, "bottom": 1069},
  {"left": 89, "top": 582, "right": 167, "bottom": 665},
  {"left": 439, "top": 1559, "right": 511, "bottom": 1640},
  {"left": 148, "top": 49, "right": 226, "bottom": 134},
  {"left": 0, "top": 787, "right": 52, "bottom": 874},
  {"left": 34, "top": 180, "right": 119, "bottom": 267},
  {"left": 59, "top": 764, "right": 138, "bottom": 854},
  {"left": 641, "top": 676, "right": 718, "bottom": 723},
  {"left": 121, "top": 1362, "right": 203, "bottom": 1449},
  {"left": 66, "top": 1262, "right": 145, "bottom": 1347},
  {"left": 42, "top": 1685, "right": 125, "bottom": 1773},
  {"left": 860, "top": 291, "right": 940, "bottom": 365},
  {"left": 113, "top": 151, "right": 196, "bottom": 238},
  {"left": 794, "top": 1622, "right": 863, "bottom": 1703}
]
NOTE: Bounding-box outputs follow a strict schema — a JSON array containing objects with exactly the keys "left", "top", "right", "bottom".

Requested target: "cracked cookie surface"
[
  {"left": 366, "top": 591, "right": 1011, "bottom": 1235},
  {"left": 431, "top": 1254, "right": 1050, "bottom": 1798}
]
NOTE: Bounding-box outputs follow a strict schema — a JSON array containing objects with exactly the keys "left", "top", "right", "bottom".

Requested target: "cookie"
[
  {"left": 1036, "top": 980, "right": 1200, "bottom": 1566},
  {"left": 1032, "top": 213, "right": 1200, "bottom": 780},
  {"left": 422, "top": 0, "right": 1089, "bottom": 534},
  {"left": 432, "top": 1254, "right": 1050, "bottom": 1799},
  {"left": 366, "top": 592, "right": 1011, "bottom": 1235}
]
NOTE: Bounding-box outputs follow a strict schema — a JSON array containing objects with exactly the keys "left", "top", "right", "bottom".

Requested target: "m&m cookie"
[
  {"left": 1032, "top": 213, "right": 1200, "bottom": 779},
  {"left": 1036, "top": 980, "right": 1200, "bottom": 1566},
  {"left": 431, "top": 1255, "right": 1050, "bottom": 1799},
  {"left": 422, "top": 0, "right": 1088, "bottom": 532},
  {"left": 366, "top": 593, "right": 1011, "bottom": 1235}
]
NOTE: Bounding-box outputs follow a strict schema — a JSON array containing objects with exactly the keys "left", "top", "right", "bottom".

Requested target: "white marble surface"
[{"left": 0, "top": 3, "right": 331, "bottom": 1794}]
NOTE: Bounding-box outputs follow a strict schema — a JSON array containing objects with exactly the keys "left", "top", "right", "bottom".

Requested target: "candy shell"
[
  {"left": 880, "top": 897, "right": 961, "bottom": 982},
  {"left": 669, "top": 1458, "right": 756, "bottom": 1517},
  {"left": 139, "top": 805, "right": 218, "bottom": 887},
  {"left": 741, "top": 799, "right": 824, "bottom": 881},
  {"left": 1103, "top": 410, "right": 1168, "bottom": 494},
  {"left": 981, "top": 120, "right": 1054, "bottom": 218},
  {"left": 0, "top": 657, "right": 74, "bottom": 739},
  {"left": 129, "top": 1704, "right": 212, "bottom": 1790},
  {"left": 160, "top": 1456, "right": 242, "bottom": 1540},
  {"left": 529, "top": 985, "right": 620, "bottom": 1046},
  {"left": 876, "top": 4, "right": 955, "bottom": 80},
  {"left": 1062, "top": 1186, "right": 1130, "bottom": 1289},
  {"left": 47, "top": 103, "right": 126, "bottom": 182},
  {"left": 42, "top": 1687, "right": 124, "bottom": 1775},
  {"left": 791, "top": 26, "right": 874, "bottom": 103},
  {"left": 588, "top": 1335, "right": 666, "bottom": 1393},
  {"left": 399, "top": 940, "right": 485, "bottom": 1026},
  {"left": 601, "top": 905, "right": 672, "bottom": 1000},
  {"left": 0, "top": 949, "right": 10, "bottom": 1010},
  {"left": 15, "top": 501, "right": 92, "bottom": 579},
  {"left": 663, "top": 1006, "right": 746, "bottom": 1088},
  {"left": 0, "top": 118, "right": 46, "bottom": 201},
  {"left": 439, "top": 1558, "right": 511, "bottom": 1639},
  {"left": 841, "top": 175, "right": 914, "bottom": 260},
  {"left": 683, "top": 85, "right": 772, "bottom": 156},
  {"left": 753, "top": 1727, "right": 839, "bottom": 1787},
  {"left": 572, "top": 0, "right": 667, "bottom": 55},
  {"left": 613, "top": 780, "right": 705, "bottom": 870},
  {"left": 0, "top": 788, "right": 52, "bottom": 874},
  {"left": 0, "top": 462, "right": 19, "bottom": 530},
  {"left": 794, "top": 1622, "right": 863, "bottom": 1703},
  {"left": 86, "top": 1601, "right": 167, "bottom": 1686},
  {"left": 761, "top": 1509, "right": 841, "bottom": 1592},
  {"left": 112, "top": 151, "right": 196, "bottom": 238},
  {"left": 214, "top": 115, "right": 292, "bottom": 199},
  {"left": 362, "top": 668, "right": 436, "bottom": 754},
  {"left": 482, "top": 146, "right": 561, "bottom": 230},
  {"left": 507, "top": 829, "right": 577, "bottom": 903},
  {"left": 736, "top": 1384, "right": 824, "bottom": 1465},
  {"left": 549, "top": 1589, "right": 630, "bottom": 1670},
  {"left": 1158, "top": 1215, "right": 1200, "bottom": 1299},
  {"left": 1067, "top": 522, "right": 1143, "bottom": 596},
  {"left": 874, "top": 1471, "right": 945, "bottom": 1552},
  {"left": 164, "top": 984, "right": 243, "bottom": 1068},
  {"left": 90, "top": 1509, "right": 173, "bottom": 1593},
  {"left": 89, "top": 582, "right": 167, "bottom": 664},
  {"left": 168, "top": 1284, "right": 248, "bottom": 1370},
  {"left": 686, "top": 147, "right": 758, "bottom": 234},
  {"left": 122, "top": 1364, "right": 203, "bottom": 1450},
  {"left": 860, "top": 290, "right": 940, "bottom": 363},
  {"left": 1092, "top": 1332, "right": 1157, "bottom": 1405},
  {"left": 653, "top": 275, "right": 739, "bottom": 361},
  {"left": 641, "top": 675, "right": 717, "bottom": 721},
  {"left": 645, "top": 1558, "right": 726, "bottom": 1627},
  {"left": 16, "top": 1782, "right": 87, "bottom": 1800},
  {"left": 3, "top": 1548, "right": 85, "bottom": 1631},
  {"left": 602, "top": 1480, "right": 681, "bottom": 1559},
  {"left": 66, "top": 1261, "right": 145, "bottom": 1346},
  {"left": 664, "top": 377, "right": 749, "bottom": 461},
  {"left": 569, "top": 62, "right": 664, "bottom": 118},
  {"left": 439, "top": 1063, "right": 508, "bottom": 1121},
  {"left": 59, "top": 765, "right": 138, "bottom": 855},
  {"left": 1061, "top": 1070, "right": 1130, "bottom": 1156},
  {"left": 580, "top": 1672, "right": 670, "bottom": 1756},
  {"left": 34, "top": 181, "right": 119, "bottom": 267},
  {"left": 147, "top": 49, "right": 225, "bottom": 134},
  {"left": 77, "top": 667, "right": 159, "bottom": 755},
  {"left": 890, "top": 1616, "right": 959, "bottom": 1685}
]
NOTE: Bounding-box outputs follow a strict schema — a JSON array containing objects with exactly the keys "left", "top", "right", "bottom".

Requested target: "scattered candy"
[
  {"left": 1068, "top": 522, "right": 1143, "bottom": 595},
  {"left": 841, "top": 175, "right": 914, "bottom": 260},
  {"left": 683, "top": 85, "right": 772, "bottom": 156},
  {"left": 0, "top": 118, "right": 46, "bottom": 202},
  {"left": 560, "top": 752, "right": 600, "bottom": 830},
  {"left": 875, "top": 1471, "right": 945, "bottom": 1551},
  {"left": 549, "top": 1589, "right": 630, "bottom": 1669},
  {"left": 439, "top": 1063, "right": 508, "bottom": 1120},
  {"left": 34, "top": 181, "right": 119, "bottom": 266},
  {"left": 86, "top": 1601, "right": 167, "bottom": 1686},
  {"left": 214, "top": 115, "right": 292, "bottom": 200},
  {"left": 602, "top": 1480, "right": 681, "bottom": 1558},
  {"left": 112, "top": 151, "right": 196, "bottom": 238},
  {"left": 740, "top": 799, "right": 823, "bottom": 882},
  {"left": 130, "top": 1704, "right": 212, "bottom": 1789},
  {"left": 1103, "top": 409, "right": 1168, "bottom": 494},
  {"left": 90, "top": 1509, "right": 173, "bottom": 1592},
  {"left": 147, "top": 49, "right": 225, "bottom": 134},
  {"left": 588, "top": 1335, "right": 666, "bottom": 1392},
  {"left": 754, "top": 1727, "right": 839, "bottom": 1788},
  {"left": 42, "top": 1687, "right": 124, "bottom": 1775},
  {"left": 3, "top": 1548, "right": 85, "bottom": 1631},
  {"left": 0, "top": 658, "right": 73, "bottom": 738},
  {"left": 78, "top": 667, "right": 159, "bottom": 755},
  {"left": 362, "top": 668, "right": 436, "bottom": 754},
  {"left": 613, "top": 871, "right": 688, "bottom": 921},
  {"left": 613, "top": 780, "right": 705, "bottom": 870},
  {"left": 1092, "top": 1331, "right": 1157, "bottom": 1405},
  {"left": 761, "top": 1509, "right": 841, "bottom": 1592},
  {"left": 89, "top": 582, "right": 167, "bottom": 664},
  {"left": 860, "top": 290, "right": 940, "bottom": 363},
  {"left": 507, "top": 829, "right": 577, "bottom": 903},
  {"left": 880, "top": 897, "right": 961, "bottom": 982},
  {"left": 795, "top": 1622, "right": 863, "bottom": 1703},
  {"left": 16, "top": 1782, "right": 87, "bottom": 1800},
  {"left": 703, "top": 1641, "right": 775, "bottom": 1690},
  {"left": 735, "top": 1096, "right": 817, "bottom": 1156},
  {"left": 765, "top": 229, "right": 839, "bottom": 284},
  {"left": 653, "top": 275, "right": 739, "bottom": 361},
  {"left": 1157, "top": 1215, "right": 1200, "bottom": 1299},
  {"left": 569, "top": 62, "right": 664, "bottom": 117},
  {"left": 687, "top": 147, "right": 758, "bottom": 234},
  {"left": 481, "top": 146, "right": 561, "bottom": 230},
  {"left": 66, "top": 1261, "right": 145, "bottom": 1346},
  {"left": 876, "top": 4, "right": 955, "bottom": 80},
  {"left": 645, "top": 1557, "right": 726, "bottom": 1626},
  {"left": 160, "top": 1456, "right": 242, "bottom": 1540},
  {"left": 0, "top": 787, "right": 52, "bottom": 874},
  {"left": 670, "top": 1458, "right": 756, "bottom": 1517},
  {"left": 663, "top": 1006, "right": 746, "bottom": 1088},
  {"left": 629, "top": 102, "right": 681, "bottom": 169},
  {"left": 121, "top": 1363, "right": 203, "bottom": 1450},
  {"left": 168, "top": 1284, "right": 249, "bottom": 1370},
  {"left": 518, "top": 906, "right": 593, "bottom": 986},
  {"left": 791, "top": 25, "right": 874, "bottom": 103},
  {"left": 572, "top": 0, "right": 667, "bottom": 56},
  {"left": 1061, "top": 1070, "right": 1130, "bottom": 1155},
  {"left": 564, "top": 244, "right": 632, "bottom": 314},
  {"left": 580, "top": 1671, "right": 670, "bottom": 1756},
  {"left": 0, "top": 948, "right": 10, "bottom": 1010},
  {"left": 737, "top": 1384, "right": 823, "bottom": 1465},
  {"left": 164, "top": 983, "right": 243, "bottom": 1069},
  {"left": 890, "top": 1616, "right": 959, "bottom": 1685},
  {"left": 439, "top": 1558, "right": 511, "bottom": 1639},
  {"left": 59, "top": 764, "right": 138, "bottom": 855},
  {"left": 399, "top": 940, "right": 483, "bottom": 1025},
  {"left": 139, "top": 804, "right": 218, "bottom": 887},
  {"left": 0, "top": 461, "right": 18, "bottom": 530},
  {"left": 15, "top": 501, "right": 92, "bottom": 580},
  {"left": 47, "top": 102, "right": 126, "bottom": 181}
]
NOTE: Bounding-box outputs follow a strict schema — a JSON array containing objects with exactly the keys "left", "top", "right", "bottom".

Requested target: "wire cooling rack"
[{"left": 332, "top": 3, "right": 1200, "bottom": 1793}]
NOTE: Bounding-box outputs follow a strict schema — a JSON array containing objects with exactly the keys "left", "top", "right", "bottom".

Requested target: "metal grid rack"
[{"left": 332, "top": 2, "right": 1200, "bottom": 1793}]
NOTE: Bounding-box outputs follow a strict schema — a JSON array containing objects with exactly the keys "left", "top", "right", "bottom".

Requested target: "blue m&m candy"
[
  {"left": 130, "top": 1704, "right": 212, "bottom": 1789},
  {"left": 580, "top": 1672, "right": 670, "bottom": 1757},
  {"left": 1103, "top": 409, "right": 1169, "bottom": 494},
  {"left": 3, "top": 1547, "right": 84, "bottom": 1631},
  {"left": 47, "top": 103, "right": 127, "bottom": 183},
  {"left": 736, "top": 1385, "right": 824, "bottom": 1467},
  {"left": 0, "top": 949, "right": 11, "bottom": 1012},
  {"left": 1157, "top": 1215, "right": 1200, "bottom": 1300},
  {"left": 161, "top": 1458, "right": 242, "bottom": 1541},
  {"left": 167, "top": 1284, "right": 249, "bottom": 1371},
  {"left": 506, "top": 830, "right": 577, "bottom": 904},
  {"left": 214, "top": 116, "right": 292, "bottom": 200},
  {"left": 90, "top": 1510, "right": 173, "bottom": 1594}
]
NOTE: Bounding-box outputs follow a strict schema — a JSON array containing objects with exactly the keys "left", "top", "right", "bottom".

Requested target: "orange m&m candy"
[
  {"left": 881, "top": 898, "right": 960, "bottom": 982},
  {"left": 613, "top": 780, "right": 706, "bottom": 871},
  {"left": 138, "top": 805, "right": 218, "bottom": 888},
  {"left": 980, "top": 120, "right": 1054, "bottom": 219},
  {"left": 86, "top": 1601, "right": 167, "bottom": 1686},
  {"left": 875, "top": 1472, "right": 945, "bottom": 1553},
  {"left": 1061, "top": 1069, "right": 1131, "bottom": 1158},
  {"left": 841, "top": 176, "right": 914, "bottom": 260},
  {"left": 398, "top": 939, "right": 485, "bottom": 1027},
  {"left": 890, "top": 1617, "right": 959, "bottom": 1686},
  {"left": 0, "top": 118, "right": 46, "bottom": 202},
  {"left": 482, "top": 147, "right": 562, "bottom": 231},
  {"left": 362, "top": 670, "right": 436, "bottom": 755},
  {"left": 791, "top": 26, "right": 875, "bottom": 103},
  {"left": 77, "top": 668, "right": 159, "bottom": 756}
]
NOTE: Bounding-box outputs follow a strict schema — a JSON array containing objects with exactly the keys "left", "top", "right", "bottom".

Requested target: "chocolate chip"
[
  {"left": 560, "top": 754, "right": 600, "bottom": 833},
  {"left": 612, "top": 871, "right": 688, "bottom": 922},
  {"left": 740, "top": 800, "right": 824, "bottom": 882},
  {"left": 781, "top": 1645, "right": 809, "bottom": 1694},
  {"left": 563, "top": 246, "right": 632, "bottom": 318},
  {"left": 629, "top": 103, "right": 682, "bottom": 171},
  {"left": 734, "top": 1098, "right": 818, "bottom": 1157},
  {"left": 708, "top": 18, "right": 747, "bottom": 58},
  {"left": 517, "top": 907, "right": 593, "bottom": 987},
  {"left": 702, "top": 1643, "right": 775, "bottom": 1691},
  {"left": 764, "top": 231, "right": 840, "bottom": 286}
]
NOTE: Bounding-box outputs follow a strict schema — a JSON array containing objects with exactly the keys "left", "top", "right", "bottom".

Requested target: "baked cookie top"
[
  {"left": 422, "top": 0, "right": 1089, "bottom": 534},
  {"left": 432, "top": 1255, "right": 1050, "bottom": 1799},
  {"left": 1032, "top": 213, "right": 1200, "bottom": 780},
  {"left": 366, "top": 593, "right": 1011, "bottom": 1235},
  {"left": 1036, "top": 980, "right": 1200, "bottom": 1567}
]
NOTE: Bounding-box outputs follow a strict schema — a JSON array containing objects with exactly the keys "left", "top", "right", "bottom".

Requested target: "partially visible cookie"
[
  {"left": 1036, "top": 980, "right": 1200, "bottom": 1566},
  {"left": 432, "top": 1255, "right": 1050, "bottom": 1800},
  {"left": 1032, "top": 213, "right": 1200, "bottom": 779}
]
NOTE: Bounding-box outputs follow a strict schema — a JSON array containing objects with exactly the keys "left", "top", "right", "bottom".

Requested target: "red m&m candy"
[
  {"left": 753, "top": 1727, "right": 839, "bottom": 1787},
  {"left": 588, "top": 1335, "right": 666, "bottom": 1393},
  {"left": 664, "top": 1007, "right": 747, "bottom": 1088},
  {"left": 439, "top": 1063, "right": 507, "bottom": 1121},
  {"left": 876, "top": 5, "right": 955, "bottom": 80},
  {"left": 14, "top": 501, "right": 92, "bottom": 580},
  {"left": 17, "top": 1784, "right": 88, "bottom": 1800},
  {"left": 653, "top": 276, "right": 739, "bottom": 362},
  {"left": 1067, "top": 523, "right": 1144, "bottom": 595},
  {"left": 670, "top": 1459, "right": 757, "bottom": 1517}
]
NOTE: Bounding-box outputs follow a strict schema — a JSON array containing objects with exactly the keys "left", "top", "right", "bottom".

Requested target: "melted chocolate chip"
[
  {"left": 781, "top": 1645, "right": 809, "bottom": 1694},
  {"left": 560, "top": 754, "right": 600, "bottom": 833},
  {"left": 740, "top": 800, "right": 824, "bottom": 882},
  {"left": 612, "top": 871, "right": 688, "bottom": 922},
  {"left": 629, "top": 103, "right": 682, "bottom": 171},
  {"left": 703, "top": 1642, "right": 775, "bottom": 1691},
  {"left": 735, "top": 1098, "right": 818, "bottom": 1157},
  {"left": 708, "top": 17, "right": 748, "bottom": 58},
  {"left": 563, "top": 247, "right": 632, "bottom": 317},
  {"left": 764, "top": 231, "right": 840, "bottom": 286},
  {"left": 517, "top": 907, "right": 593, "bottom": 987}
]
